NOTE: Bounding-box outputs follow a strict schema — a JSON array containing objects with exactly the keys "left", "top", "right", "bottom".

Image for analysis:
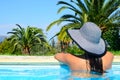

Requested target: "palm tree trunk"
[
  {"left": 60, "top": 41, "right": 69, "bottom": 52},
  {"left": 23, "top": 47, "right": 30, "bottom": 55}
]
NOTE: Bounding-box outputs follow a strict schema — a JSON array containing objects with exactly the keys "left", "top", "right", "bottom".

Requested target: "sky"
[{"left": 0, "top": 0, "right": 68, "bottom": 40}]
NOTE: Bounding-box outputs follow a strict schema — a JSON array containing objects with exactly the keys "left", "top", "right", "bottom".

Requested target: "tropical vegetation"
[
  {"left": 0, "top": 0, "right": 120, "bottom": 55},
  {"left": 47, "top": 0, "right": 120, "bottom": 52},
  {"left": 7, "top": 24, "right": 49, "bottom": 55}
]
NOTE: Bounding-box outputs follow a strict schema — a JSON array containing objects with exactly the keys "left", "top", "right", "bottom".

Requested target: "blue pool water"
[{"left": 0, "top": 63, "right": 119, "bottom": 80}]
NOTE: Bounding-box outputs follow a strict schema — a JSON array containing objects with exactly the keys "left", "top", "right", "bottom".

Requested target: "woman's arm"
[{"left": 54, "top": 53, "right": 67, "bottom": 63}]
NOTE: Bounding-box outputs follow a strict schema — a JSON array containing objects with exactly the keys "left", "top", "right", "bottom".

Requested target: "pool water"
[{"left": 0, "top": 63, "right": 119, "bottom": 80}]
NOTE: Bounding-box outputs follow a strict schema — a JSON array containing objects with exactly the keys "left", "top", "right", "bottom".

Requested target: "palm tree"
[
  {"left": 47, "top": 0, "right": 120, "bottom": 31},
  {"left": 8, "top": 24, "right": 47, "bottom": 55},
  {"left": 83, "top": 0, "right": 120, "bottom": 31},
  {"left": 47, "top": 0, "right": 120, "bottom": 50}
]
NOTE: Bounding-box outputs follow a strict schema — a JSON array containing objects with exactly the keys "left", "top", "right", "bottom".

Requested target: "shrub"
[{"left": 66, "top": 45, "right": 84, "bottom": 55}]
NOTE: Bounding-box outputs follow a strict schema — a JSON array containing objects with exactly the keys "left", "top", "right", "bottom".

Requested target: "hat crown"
[{"left": 80, "top": 22, "right": 101, "bottom": 43}]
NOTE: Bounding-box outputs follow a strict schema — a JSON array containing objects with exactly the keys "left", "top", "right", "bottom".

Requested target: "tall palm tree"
[
  {"left": 84, "top": 0, "right": 120, "bottom": 31},
  {"left": 8, "top": 24, "right": 47, "bottom": 55},
  {"left": 47, "top": 0, "right": 120, "bottom": 50},
  {"left": 47, "top": 0, "right": 120, "bottom": 31}
]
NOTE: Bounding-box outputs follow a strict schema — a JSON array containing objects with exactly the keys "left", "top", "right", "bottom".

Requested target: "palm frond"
[
  {"left": 75, "top": 0, "right": 88, "bottom": 13},
  {"left": 61, "top": 14, "right": 81, "bottom": 22},
  {"left": 109, "top": 9, "right": 120, "bottom": 19},
  {"left": 57, "top": 1, "right": 76, "bottom": 10},
  {"left": 46, "top": 19, "right": 64, "bottom": 31},
  {"left": 102, "top": 0, "right": 120, "bottom": 17},
  {"left": 57, "top": 6, "right": 68, "bottom": 14},
  {"left": 49, "top": 32, "right": 60, "bottom": 41}
]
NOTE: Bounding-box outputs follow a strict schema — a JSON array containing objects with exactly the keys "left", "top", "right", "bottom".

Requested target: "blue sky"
[{"left": 0, "top": 0, "right": 68, "bottom": 40}]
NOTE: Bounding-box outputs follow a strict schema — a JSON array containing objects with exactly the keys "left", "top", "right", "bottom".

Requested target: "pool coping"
[
  {"left": 0, "top": 56, "right": 119, "bottom": 65},
  {"left": 0, "top": 56, "right": 59, "bottom": 65}
]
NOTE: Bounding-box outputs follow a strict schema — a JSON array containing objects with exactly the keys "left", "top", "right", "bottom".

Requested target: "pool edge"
[{"left": 0, "top": 56, "right": 119, "bottom": 65}]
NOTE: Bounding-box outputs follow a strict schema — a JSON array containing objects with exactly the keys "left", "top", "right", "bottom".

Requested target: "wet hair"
[{"left": 85, "top": 52, "right": 104, "bottom": 74}]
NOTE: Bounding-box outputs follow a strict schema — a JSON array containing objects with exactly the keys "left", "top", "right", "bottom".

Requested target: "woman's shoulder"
[
  {"left": 102, "top": 51, "right": 114, "bottom": 70},
  {"left": 65, "top": 53, "right": 86, "bottom": 60},
  {"left": 65, "top": 53, "right": 87, "bottom": 65},
  {"left": 102, "top": 51, "right": 114, "bottom": 59}
]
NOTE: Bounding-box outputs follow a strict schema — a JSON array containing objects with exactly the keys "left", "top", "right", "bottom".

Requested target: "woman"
[{"left": 54, "top": 22, "right": 114, "bottom": 75}]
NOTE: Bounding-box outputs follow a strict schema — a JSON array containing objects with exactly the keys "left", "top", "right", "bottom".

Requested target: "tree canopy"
[{"left": 7, "top": 24, "right": 47, "bottom": 55}]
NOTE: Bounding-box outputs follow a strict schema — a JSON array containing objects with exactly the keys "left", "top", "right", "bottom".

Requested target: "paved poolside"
[
  {"left": 0, "top": 56, "right": 119, "bottom": 64},
  {"left": 0, "top": 56, "right": 58, "bottom": 63}
]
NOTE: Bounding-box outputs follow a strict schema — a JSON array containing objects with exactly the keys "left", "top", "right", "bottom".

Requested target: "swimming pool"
[{"left": 0, "top": 63, "right": 119, "bottom": 80}]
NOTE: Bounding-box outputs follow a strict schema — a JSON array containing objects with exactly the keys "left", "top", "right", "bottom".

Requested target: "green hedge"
[{"left": 111, "top": 51, "right": 120, "bottom": 55}]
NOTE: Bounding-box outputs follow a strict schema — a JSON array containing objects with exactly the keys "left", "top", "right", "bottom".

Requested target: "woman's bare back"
[{"left": 54, "top": 51, "right": 114, "bottom": 71}]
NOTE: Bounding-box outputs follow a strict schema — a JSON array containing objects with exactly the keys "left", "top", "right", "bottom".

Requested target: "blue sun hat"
[{"left": 67, "top": 22, "right": 106, "bottom": 57}]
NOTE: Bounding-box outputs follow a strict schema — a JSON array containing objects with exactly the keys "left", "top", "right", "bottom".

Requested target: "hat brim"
[{"left": 67, "top": 30, "right": 106, "bottom": 57}]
